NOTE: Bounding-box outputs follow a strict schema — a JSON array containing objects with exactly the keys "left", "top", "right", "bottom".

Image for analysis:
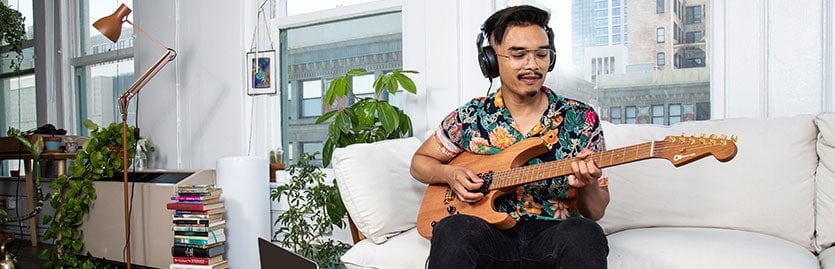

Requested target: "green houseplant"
[
  {"left": 39, "top": 119, "right": 136, "bottom": 269},
  {"left": 271, "top": 152, "right": 349, "bottom": 268},
  {"left": 315, "top": 68, "right": 419, "bottom": 167},
  {"left": 0, "top": 1, "right": 27, "bottom": 71}
]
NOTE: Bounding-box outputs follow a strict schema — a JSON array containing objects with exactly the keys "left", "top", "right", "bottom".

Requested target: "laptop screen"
[{"left": 258, "top": 237, "right": 319, "bottom": 269}]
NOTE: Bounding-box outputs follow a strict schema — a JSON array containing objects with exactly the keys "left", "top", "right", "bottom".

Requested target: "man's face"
[{"left": 493, "top": 24, "right": 551, "bottom": 98}]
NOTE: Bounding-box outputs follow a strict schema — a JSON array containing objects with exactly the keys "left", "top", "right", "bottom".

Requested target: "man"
[{"left": 410, "top": 5, "right": 610, "bottom": 268}]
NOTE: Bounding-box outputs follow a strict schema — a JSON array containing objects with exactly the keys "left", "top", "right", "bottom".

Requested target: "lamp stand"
[{"left": 121, "top": 113, "right": 132, "bottom": 269}]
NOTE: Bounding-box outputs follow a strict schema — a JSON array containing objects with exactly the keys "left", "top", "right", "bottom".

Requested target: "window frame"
[{"left": 657, "top": 27, "right": 665, "bottom": 43}]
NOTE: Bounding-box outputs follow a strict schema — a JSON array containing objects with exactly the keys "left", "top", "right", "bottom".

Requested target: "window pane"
[
  {"left": 76, "top": 58, "right": 136, "bottom": 131},
  {"left": 353, "top": 73, "right": 375, "bottom": 99},
  {"left": 669, "top": 104, "right": 682, "bottom": 124},
  {"left": 81, "top": 1, "right": 135, "bottom": 56},
  {"left": 652, "top": 104, "right": 664, "bottom": 124},
  {"left": 301, "top": 80, "right": 322, "bottom": 117},
  {"left": 281, "top": 12, "right": 403, "bottom": 166},
  {"left": 2, "top": 74, "right": 37, "bottom": 133}
]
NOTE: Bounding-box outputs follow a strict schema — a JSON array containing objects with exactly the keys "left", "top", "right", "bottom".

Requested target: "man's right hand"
[{"left": 443, "top": 166, "right": 485, "bottom": 203}]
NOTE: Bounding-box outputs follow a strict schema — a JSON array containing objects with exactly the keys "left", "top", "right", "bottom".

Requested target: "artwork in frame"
[{"left": 247, "top": 50, "right": 277, "bottom": 95}]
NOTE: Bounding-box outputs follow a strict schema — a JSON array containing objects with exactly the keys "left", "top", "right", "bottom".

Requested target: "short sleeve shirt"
[{"left": 434, "top": 86, "right": 607, "bottom": 221}]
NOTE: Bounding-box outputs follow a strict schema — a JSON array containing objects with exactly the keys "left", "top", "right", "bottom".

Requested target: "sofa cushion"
[
  {"left": 332, "top": 137, "right": 426, "bottom": 244},
  {"left": 341, "top": 228, "right": 430, "bottom": 269},
  {"left": 815, "top": 112, "right": 835, "bottom": 251},
  {"left": 608, "top": 227, "right": 819, "bottom": 268},
  {"left": 598, "top": 115, "right": 818, "bottom": 251},
  {"left": 821, "top": 247, "right": 835, "bottom": 269}
]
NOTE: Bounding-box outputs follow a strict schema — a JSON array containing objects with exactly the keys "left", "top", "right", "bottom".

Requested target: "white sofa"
[{"left": 331, "top": 113, "right": 835, "bottom": 269}]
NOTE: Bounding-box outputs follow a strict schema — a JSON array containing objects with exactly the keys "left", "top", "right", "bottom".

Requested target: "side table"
[{"left": 0, "top": 152, "right": 76, "bottom": 246}]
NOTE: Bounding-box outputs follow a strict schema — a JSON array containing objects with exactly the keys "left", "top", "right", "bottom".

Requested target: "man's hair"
[{"left": 482, "top": 5, "right": 551, "bottom": 45}]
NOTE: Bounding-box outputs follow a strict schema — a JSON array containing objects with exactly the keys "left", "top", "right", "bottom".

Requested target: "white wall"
[
  {"left": 134, "top": 0, "right": 252, "bottom": 169},
  {"left": 131, "top": 0, "right": 834, "bottom": 170}
]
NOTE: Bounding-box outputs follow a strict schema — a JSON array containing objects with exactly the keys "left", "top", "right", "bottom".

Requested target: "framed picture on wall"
[{"left": 246, "top": 50, "right": 277, "bottom": 95}]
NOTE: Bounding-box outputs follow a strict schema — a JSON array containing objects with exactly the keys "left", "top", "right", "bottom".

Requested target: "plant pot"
[{"left": 42, "top": 136, "right": 63, "bottom": 153}]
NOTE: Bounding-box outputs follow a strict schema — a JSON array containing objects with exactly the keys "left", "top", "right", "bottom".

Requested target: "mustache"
[{"left": 517, "top": 72, "right": 543, "bottom": 80}]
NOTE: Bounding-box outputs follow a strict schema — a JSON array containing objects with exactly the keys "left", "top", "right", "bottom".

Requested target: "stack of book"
[{"left": 166, "top": 184, "right": 229, "bottom": 269}]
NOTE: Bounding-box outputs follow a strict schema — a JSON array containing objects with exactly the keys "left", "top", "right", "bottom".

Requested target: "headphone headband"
[{"left": 476, "top": 25, "right": 556, "bottom": 79}]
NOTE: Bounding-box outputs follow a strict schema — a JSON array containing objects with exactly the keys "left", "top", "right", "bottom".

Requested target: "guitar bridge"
[{"left": 477, "top": 171, "right": 493, "bottom": 195}]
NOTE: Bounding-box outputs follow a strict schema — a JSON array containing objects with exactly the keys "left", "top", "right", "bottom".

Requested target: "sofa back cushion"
[
  {"left": 332, "top": 137, "right": 426, "bottom": 244},
  {"left": 597, "top": 115, "right": 818, "bottom": 251},
  {"left": 815, "top": 113, "right": 835, "bottom": 251}
]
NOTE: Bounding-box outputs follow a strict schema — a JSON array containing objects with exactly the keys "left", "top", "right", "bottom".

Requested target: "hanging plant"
[{"left": 0, "top": 2, "right": 27, "bottom": 71}]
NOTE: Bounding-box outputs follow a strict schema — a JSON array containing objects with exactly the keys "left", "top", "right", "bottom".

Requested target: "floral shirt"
[{"left": 435, "top": 86, "right": 607, "bottom": 221}]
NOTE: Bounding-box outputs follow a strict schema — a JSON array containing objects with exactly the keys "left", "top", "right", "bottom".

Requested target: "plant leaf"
[
  {"left": 346, "top": 68, "right": 366, "bottom": 76},
  {"left": 394, "top": 73, "right": 417, "bottom": 94},
  {"left": 315, "top": 110, "right": 337, "bottom": 124},
  {"left": 356, "top": 99, "right": 376, "bottom": 127},
  {"left": 386, "top": 74, "right": 398, "bottom": 94},
  {"left": 378, "top": 102, "right": 399, "bottom": 133}
]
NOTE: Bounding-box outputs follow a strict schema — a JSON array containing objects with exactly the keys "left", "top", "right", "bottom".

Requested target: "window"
[
  {"left": 610, "top": 106, "right": 622, "bottom": 124},
  {"left": 657, "top": 52, "right": 666, "bottom": 66},
  {"left": 652, "top": 104, "right": 665, "bottom": 124},
  {"left": 669, "top": 104, "right": 682, "bottom": 125},
  {"left": 686, "top": 6, "right": 702, "bottom": 24},
  {"left": 301, "top": 142, "right": 324, "bottom": 166},
  {"left": 657, "top": 27, "right": 665, "bottom": 43},
  {"left": 2, "top": 0, "right": 36, "bottom": 136},
  {"left": 521, "top": 1, "right": 711, "bottom": 127},
  {"left": 73, "top": 1, "right": 136, "bottom": 133},
  {"left": 301, "top": 80, "right": 322, "bottom": 117},
  {"left": 696, "top": 102, "right": 711, "bottom": 120},
  {"left": 280, "top": 8, "right": 403, "bottom": 166},
  {"left": 685, "top": 31, "right": 702, "bottom": 43},
  {"left": 1, "top": 0, "right": 36, "bottom": 175},
  {"left": 625, "top": 106, "right": 637, "bottom": 124}
]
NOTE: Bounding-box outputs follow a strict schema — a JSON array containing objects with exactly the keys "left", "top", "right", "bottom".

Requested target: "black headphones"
[{"left": 476, "top": 25, "right": 556, "bottom": 79}]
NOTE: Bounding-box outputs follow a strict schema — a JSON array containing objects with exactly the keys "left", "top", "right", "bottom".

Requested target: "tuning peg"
[
  {"left": 731, "top": 135, "right": 739, "bottom": 142},
  {"left": 709, "top": 134, "right": 718, "bottom": 139}
]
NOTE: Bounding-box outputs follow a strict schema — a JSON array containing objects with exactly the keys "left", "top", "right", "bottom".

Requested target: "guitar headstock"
[{"left": 656, "top": 134, "right": 738, "bottom": 166}]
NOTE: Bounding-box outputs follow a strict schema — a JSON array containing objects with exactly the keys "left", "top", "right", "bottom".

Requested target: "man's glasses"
[{"left": 496, "top": 48, "right": 555, "bottom": 67}]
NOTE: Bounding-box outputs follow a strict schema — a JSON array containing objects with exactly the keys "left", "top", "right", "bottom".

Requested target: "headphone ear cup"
[{"left": 481, "top": 46, "right": 499, "bottom": 78}]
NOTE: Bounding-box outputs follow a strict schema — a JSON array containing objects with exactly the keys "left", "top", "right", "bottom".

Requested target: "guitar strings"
[{"left": 487, "top": 138, "right": 735, "bottom": 190}]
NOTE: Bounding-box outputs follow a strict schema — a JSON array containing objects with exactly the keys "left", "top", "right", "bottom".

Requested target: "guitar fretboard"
[{"left": 488, "top": 141, "right": 655, "bottom": 190}]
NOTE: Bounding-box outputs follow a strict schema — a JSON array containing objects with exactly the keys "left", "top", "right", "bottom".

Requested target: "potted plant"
[
  {"left": 268, "top": 147, "right": 285, "bottom": 182},
  {"left": 39, "top": 119, "right": 136, "bottom": 269},
  {"left": 271, "top": 152, "right": 349, "bottom": 268},
  {"left": 0, "top": 1, "right": 27, "bottom": 71},
  {"left": 316, "top": 68, "right": 419, "bottom": 167}
]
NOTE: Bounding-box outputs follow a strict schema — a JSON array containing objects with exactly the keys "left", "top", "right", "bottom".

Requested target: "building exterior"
[{"left": 571, "top": 0, "right": 710, "bottom": 125}]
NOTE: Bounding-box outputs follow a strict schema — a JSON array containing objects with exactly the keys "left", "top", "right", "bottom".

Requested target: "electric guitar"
[{"left": 416, "top": 134, "right": 738, "bottom": 239}]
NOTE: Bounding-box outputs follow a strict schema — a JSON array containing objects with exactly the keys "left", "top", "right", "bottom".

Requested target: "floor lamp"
[{"left": 93, "top": 4, "right": 177, "bottom": 268}]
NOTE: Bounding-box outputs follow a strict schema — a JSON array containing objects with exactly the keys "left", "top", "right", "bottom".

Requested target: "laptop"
[{"left": 258, "top": 237, "right": 319, "bottom": 269}]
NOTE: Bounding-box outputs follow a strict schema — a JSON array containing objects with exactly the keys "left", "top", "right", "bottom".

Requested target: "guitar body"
[{"left": 416, "top": 138, "right": 551, "bottom": 239}]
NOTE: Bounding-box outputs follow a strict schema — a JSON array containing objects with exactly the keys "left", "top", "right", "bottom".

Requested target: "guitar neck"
[{"left": 488, "top": 141, "right": 655, "bottom": 189}]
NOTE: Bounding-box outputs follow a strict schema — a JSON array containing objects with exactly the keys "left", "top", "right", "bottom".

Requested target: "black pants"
[{"left": 427, "top": 215, "right": 609, "bottom": 269}]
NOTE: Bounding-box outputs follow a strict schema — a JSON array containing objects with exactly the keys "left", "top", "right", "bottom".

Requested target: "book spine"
[
  {"left": 167, "top": 203, "right": 209, "bottom": 211},
  {"left": 171, "top": 245, "right": 225, "bottom": 257},
  {"left": 172, "top": 256, "right": 210, "bottom": 265}
]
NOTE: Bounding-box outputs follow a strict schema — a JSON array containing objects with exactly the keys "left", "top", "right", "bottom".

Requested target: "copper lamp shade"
[{"left": 93, "top": 3, "right": 132, "bottom": 42}]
